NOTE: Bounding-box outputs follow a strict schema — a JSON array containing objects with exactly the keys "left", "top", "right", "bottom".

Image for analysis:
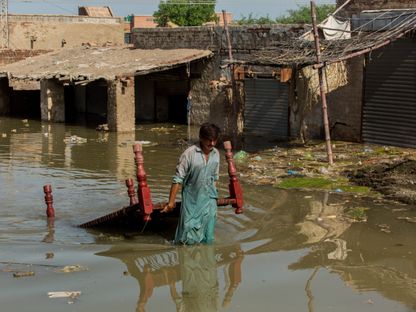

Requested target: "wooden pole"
[
  {"left": 311, "top": 0, "right": 334, "bottom": 165},
  {"left": 222, "top": 10, "right": 238, "bottom": 147},
  {"left": 222, "top": 10, "right": 233, "bottom": 63}
]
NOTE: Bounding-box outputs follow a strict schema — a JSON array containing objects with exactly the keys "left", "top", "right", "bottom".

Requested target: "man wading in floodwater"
[{"left": 162, "top": 123, "right": 221, "bottom": 245}]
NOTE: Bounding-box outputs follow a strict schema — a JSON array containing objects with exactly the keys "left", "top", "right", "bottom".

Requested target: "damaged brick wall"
[
  {"left": 134, "top": 25, "right": 302, "bottom": 140},
  {"left": 292, "top": 57, "right": 364, "bottom": 142},
  {"left": 133, "top": 25, "right": 308, "bottom": 51},
  {"left": 0, "top": 49, "right": 51, "bottom": 65}
]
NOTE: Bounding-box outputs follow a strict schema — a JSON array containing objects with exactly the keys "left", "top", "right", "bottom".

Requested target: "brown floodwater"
[{"left": 1, "top": 116, "right": 416, "bottom": 312}]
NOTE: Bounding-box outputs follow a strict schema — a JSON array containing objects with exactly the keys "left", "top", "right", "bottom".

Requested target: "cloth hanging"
[{"left": 321, "top": 15, "right": 351, "bottom": 40}]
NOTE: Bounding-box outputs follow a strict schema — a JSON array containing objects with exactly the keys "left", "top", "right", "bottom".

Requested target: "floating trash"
[
  {"left": 63, "top": 135, "right": 87, "bottom": 144},
  {"left": 56, "top": 265, "right": 88, "bottom": 273},
  {"left": 13, "top": 271, "right": 35, "bottom": 278},
  {"left": 47, "top": 291, "right": 81, "bottom": 299}
]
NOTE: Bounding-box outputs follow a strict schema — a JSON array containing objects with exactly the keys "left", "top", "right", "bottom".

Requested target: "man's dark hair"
[{"left": 199, "top": 123, "right": 221, "bottom": 140}]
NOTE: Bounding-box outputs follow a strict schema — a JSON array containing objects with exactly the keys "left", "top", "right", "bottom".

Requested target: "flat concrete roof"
[{"left": 1, "top": 46, "right": 213, "bottom": 82}]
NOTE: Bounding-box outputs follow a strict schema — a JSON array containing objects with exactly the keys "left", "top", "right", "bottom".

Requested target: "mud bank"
[
  {"left": 236, "top": 141, "right": 416, "bottom": 205},
  {"left": 350, "top": 159, "right": 416, "bottom": 205}
]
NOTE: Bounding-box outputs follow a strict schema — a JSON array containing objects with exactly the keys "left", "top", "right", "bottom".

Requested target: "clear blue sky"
[{"left": 9, "top": 0, "right": 335, "bottom": 19}]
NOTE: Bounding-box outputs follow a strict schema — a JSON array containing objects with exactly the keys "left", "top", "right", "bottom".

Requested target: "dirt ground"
[{"left": 235, "top": 140, "right": 416, "bottom": 206}]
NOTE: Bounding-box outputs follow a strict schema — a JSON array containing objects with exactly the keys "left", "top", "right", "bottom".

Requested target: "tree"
[
  {"left": 235, "top": 4, "right": 335, "bottom": 25},
  {"left": 153, "top": 0, "right": 217, "bottom": 27},
  {"left": 235, "top": 13, "right": 276, "bottom": 25},
  {"left": 275, "top": 4, "right": 335, "bottom": 24}
]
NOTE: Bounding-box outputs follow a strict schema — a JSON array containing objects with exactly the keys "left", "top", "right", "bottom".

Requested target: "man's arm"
[{"left": 161, "top": 183, "right": 181, "bottom": 213}]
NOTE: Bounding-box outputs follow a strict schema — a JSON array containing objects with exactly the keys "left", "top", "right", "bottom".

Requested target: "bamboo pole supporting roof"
[{"left": 0, "top": 46, "right": 213, "bottom": 81}]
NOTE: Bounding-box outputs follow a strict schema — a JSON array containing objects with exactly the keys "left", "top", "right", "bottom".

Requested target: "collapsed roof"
[{"left": 234, "top": 9, "right": 416, "bottom": 67}]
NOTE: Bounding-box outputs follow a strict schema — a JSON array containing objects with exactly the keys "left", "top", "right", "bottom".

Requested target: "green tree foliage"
[
  {"left": 153, "top": 0, "right": 217, "bottom": 27},
  {"left": 235, "top": 4, "right": 336, "bottom": 25},
  {"left": 235, "top": 13, "right": 276, "bottom": 25}
]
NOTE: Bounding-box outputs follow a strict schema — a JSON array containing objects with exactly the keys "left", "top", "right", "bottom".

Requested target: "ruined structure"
[
  {"left": 1, "top": 2, "right": 414, "bottom": 147},
  {"left": 0, "top": 47, "right": 212, "bottom": 131},
  {"left": 130, "top": 3, "right": 415, "bottom": 147},
  {"left": 133, "top": 25, "right": 307, "bottom": 140}
]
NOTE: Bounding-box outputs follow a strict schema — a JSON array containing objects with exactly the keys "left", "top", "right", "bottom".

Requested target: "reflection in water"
[
  {"left": 99, "top": 244, "right": 244, "bottom": 312},
  {"left": 305, "top": 267, "right": 319, "bottom": 312},
  {"left": 176, "top": 246, "right": 219, "bottom": 312},
  {"left": 2, "top": 117, "right": 416, "bottom": 311},
  {"left": 291, "top": 201, "right": 416, "bottom": 311},
  {"left": 42, "top": 218, "right": 55, "bottom": 243}
]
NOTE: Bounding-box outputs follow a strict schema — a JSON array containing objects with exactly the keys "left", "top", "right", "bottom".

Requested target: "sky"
[{"left": 8, "top": 0, "right": 336, "bottom": 19}]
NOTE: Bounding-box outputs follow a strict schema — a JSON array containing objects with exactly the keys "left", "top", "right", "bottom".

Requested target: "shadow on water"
[{"left": 1, "top": 117, "right": 416, "bottom": 311}]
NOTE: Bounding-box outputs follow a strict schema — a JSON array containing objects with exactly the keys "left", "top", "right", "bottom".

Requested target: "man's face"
[{"left": 200, "top": 137, "right": 217, "bottom": 154}]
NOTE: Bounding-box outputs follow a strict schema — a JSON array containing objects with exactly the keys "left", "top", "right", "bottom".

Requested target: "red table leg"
[
  {"left": 125, "top": 178, "right": 138, "bottom": 206},
  {"left": 133, "top": 143, "right": 154, "bottom": 222},
  {"left": 223, "top": 141, "right": 244, "bottom": 214},
  {"left": 43, "top": 184, "right": 55, "bottom": 218}
]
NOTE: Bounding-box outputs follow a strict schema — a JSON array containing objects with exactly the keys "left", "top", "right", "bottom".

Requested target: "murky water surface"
[{"left": 1, "top": 116, "right": 416, "bottom": 312}]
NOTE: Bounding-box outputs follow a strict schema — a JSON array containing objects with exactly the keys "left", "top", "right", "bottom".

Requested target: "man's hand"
[{"left": 161, "top": 202, "right": 175, "bottom": 213}]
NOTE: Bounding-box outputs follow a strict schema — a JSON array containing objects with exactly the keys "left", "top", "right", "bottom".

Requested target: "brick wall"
[
  {"left": 133, "top": 25, "right": 307, "bottom": 52},
  {"left": 0, "top": 49, "right": 51, "bottom": 65}
]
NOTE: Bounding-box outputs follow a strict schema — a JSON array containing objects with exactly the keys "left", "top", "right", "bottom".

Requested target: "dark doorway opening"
[
  {"left": 9, "top": 90, "right": 40, "bottom": 119},
  {"left": 85, "top": 80, "right": 108, "bottom": 126},
  {"left": 168, "top": 95, "right": 187, "bottom": 124},
  {"left": 64, "top": 85, "right": 77, "bottom": 123},
  {"left": 135, "top": 66, "right": 189, "bottom": 125}
]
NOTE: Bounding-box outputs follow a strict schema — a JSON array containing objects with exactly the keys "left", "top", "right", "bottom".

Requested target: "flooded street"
[{"left": 1, "top": 116, "right": 416, "bottom": 312}]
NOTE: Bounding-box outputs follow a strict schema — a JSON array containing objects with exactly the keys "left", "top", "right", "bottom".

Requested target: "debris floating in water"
[
  {"left": 63, "top": 135, "right": 87, "bottom": 144},
  {"left": 56, "top": 265, "right": 88, "bottom": 273},
  {"left": 47, "top": 291, "right": 81, "bottom": 299},
  {"left": 13, "top": 271, "right": 35, "bottom": 278}
]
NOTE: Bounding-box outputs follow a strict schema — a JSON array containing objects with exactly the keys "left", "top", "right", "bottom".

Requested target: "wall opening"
[
  {"left": 85, "top": 79, "right": 108, "bottom": 125},
  {"left": 135, "top": 66, "right": 189, "bottom": 124},
  {"left": 64, "top": 84, "right": 77, "bottom": 123},
  {"left": 168, "top": 94, "right": 187, "bottom": 124},
  {"left": 9, "top": 90, "right": 41, "bottom": 119}
]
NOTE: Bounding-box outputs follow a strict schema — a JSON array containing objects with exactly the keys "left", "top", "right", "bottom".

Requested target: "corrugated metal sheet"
[
  {"left": 244, "top": 79, "right": 288, "bottom": 137},
  {"left": 352, "top": 10, "right": 416, "bottom": 31},
  {"left": 363, "top": 38, "right": 416, "bottom": 148}
]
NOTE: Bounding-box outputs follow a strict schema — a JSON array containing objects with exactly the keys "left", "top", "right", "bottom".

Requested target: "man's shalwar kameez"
[{"left": 173, "top": 144, "right": 219, "bottom": 245}]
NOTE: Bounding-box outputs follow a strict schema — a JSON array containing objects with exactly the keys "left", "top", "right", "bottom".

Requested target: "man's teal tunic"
[{"left": 173, "top": 144, "right": 219, "bottom": 244}]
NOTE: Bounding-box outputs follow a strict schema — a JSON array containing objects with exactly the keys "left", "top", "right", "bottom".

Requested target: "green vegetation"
[
  {"left": 277, "top": 177, "right": 334, "bottom": 189},
  {"left": 153, "top": 0, "right": 217, "bottom": 27},
  {"left": 235, "top": 13, "right": 276, "bottom": 25},
  {"left": 340, "top": 185, "right": 371, "bottom": 194},
  {"left": 235, "top": 4, "right": 335, "bottom": 25},
  {"left": 275, "top": 176, "right": 371, "bottom": 194},
  {"left": 345, "top": 207, "right": 368, "bottom": 222}
]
